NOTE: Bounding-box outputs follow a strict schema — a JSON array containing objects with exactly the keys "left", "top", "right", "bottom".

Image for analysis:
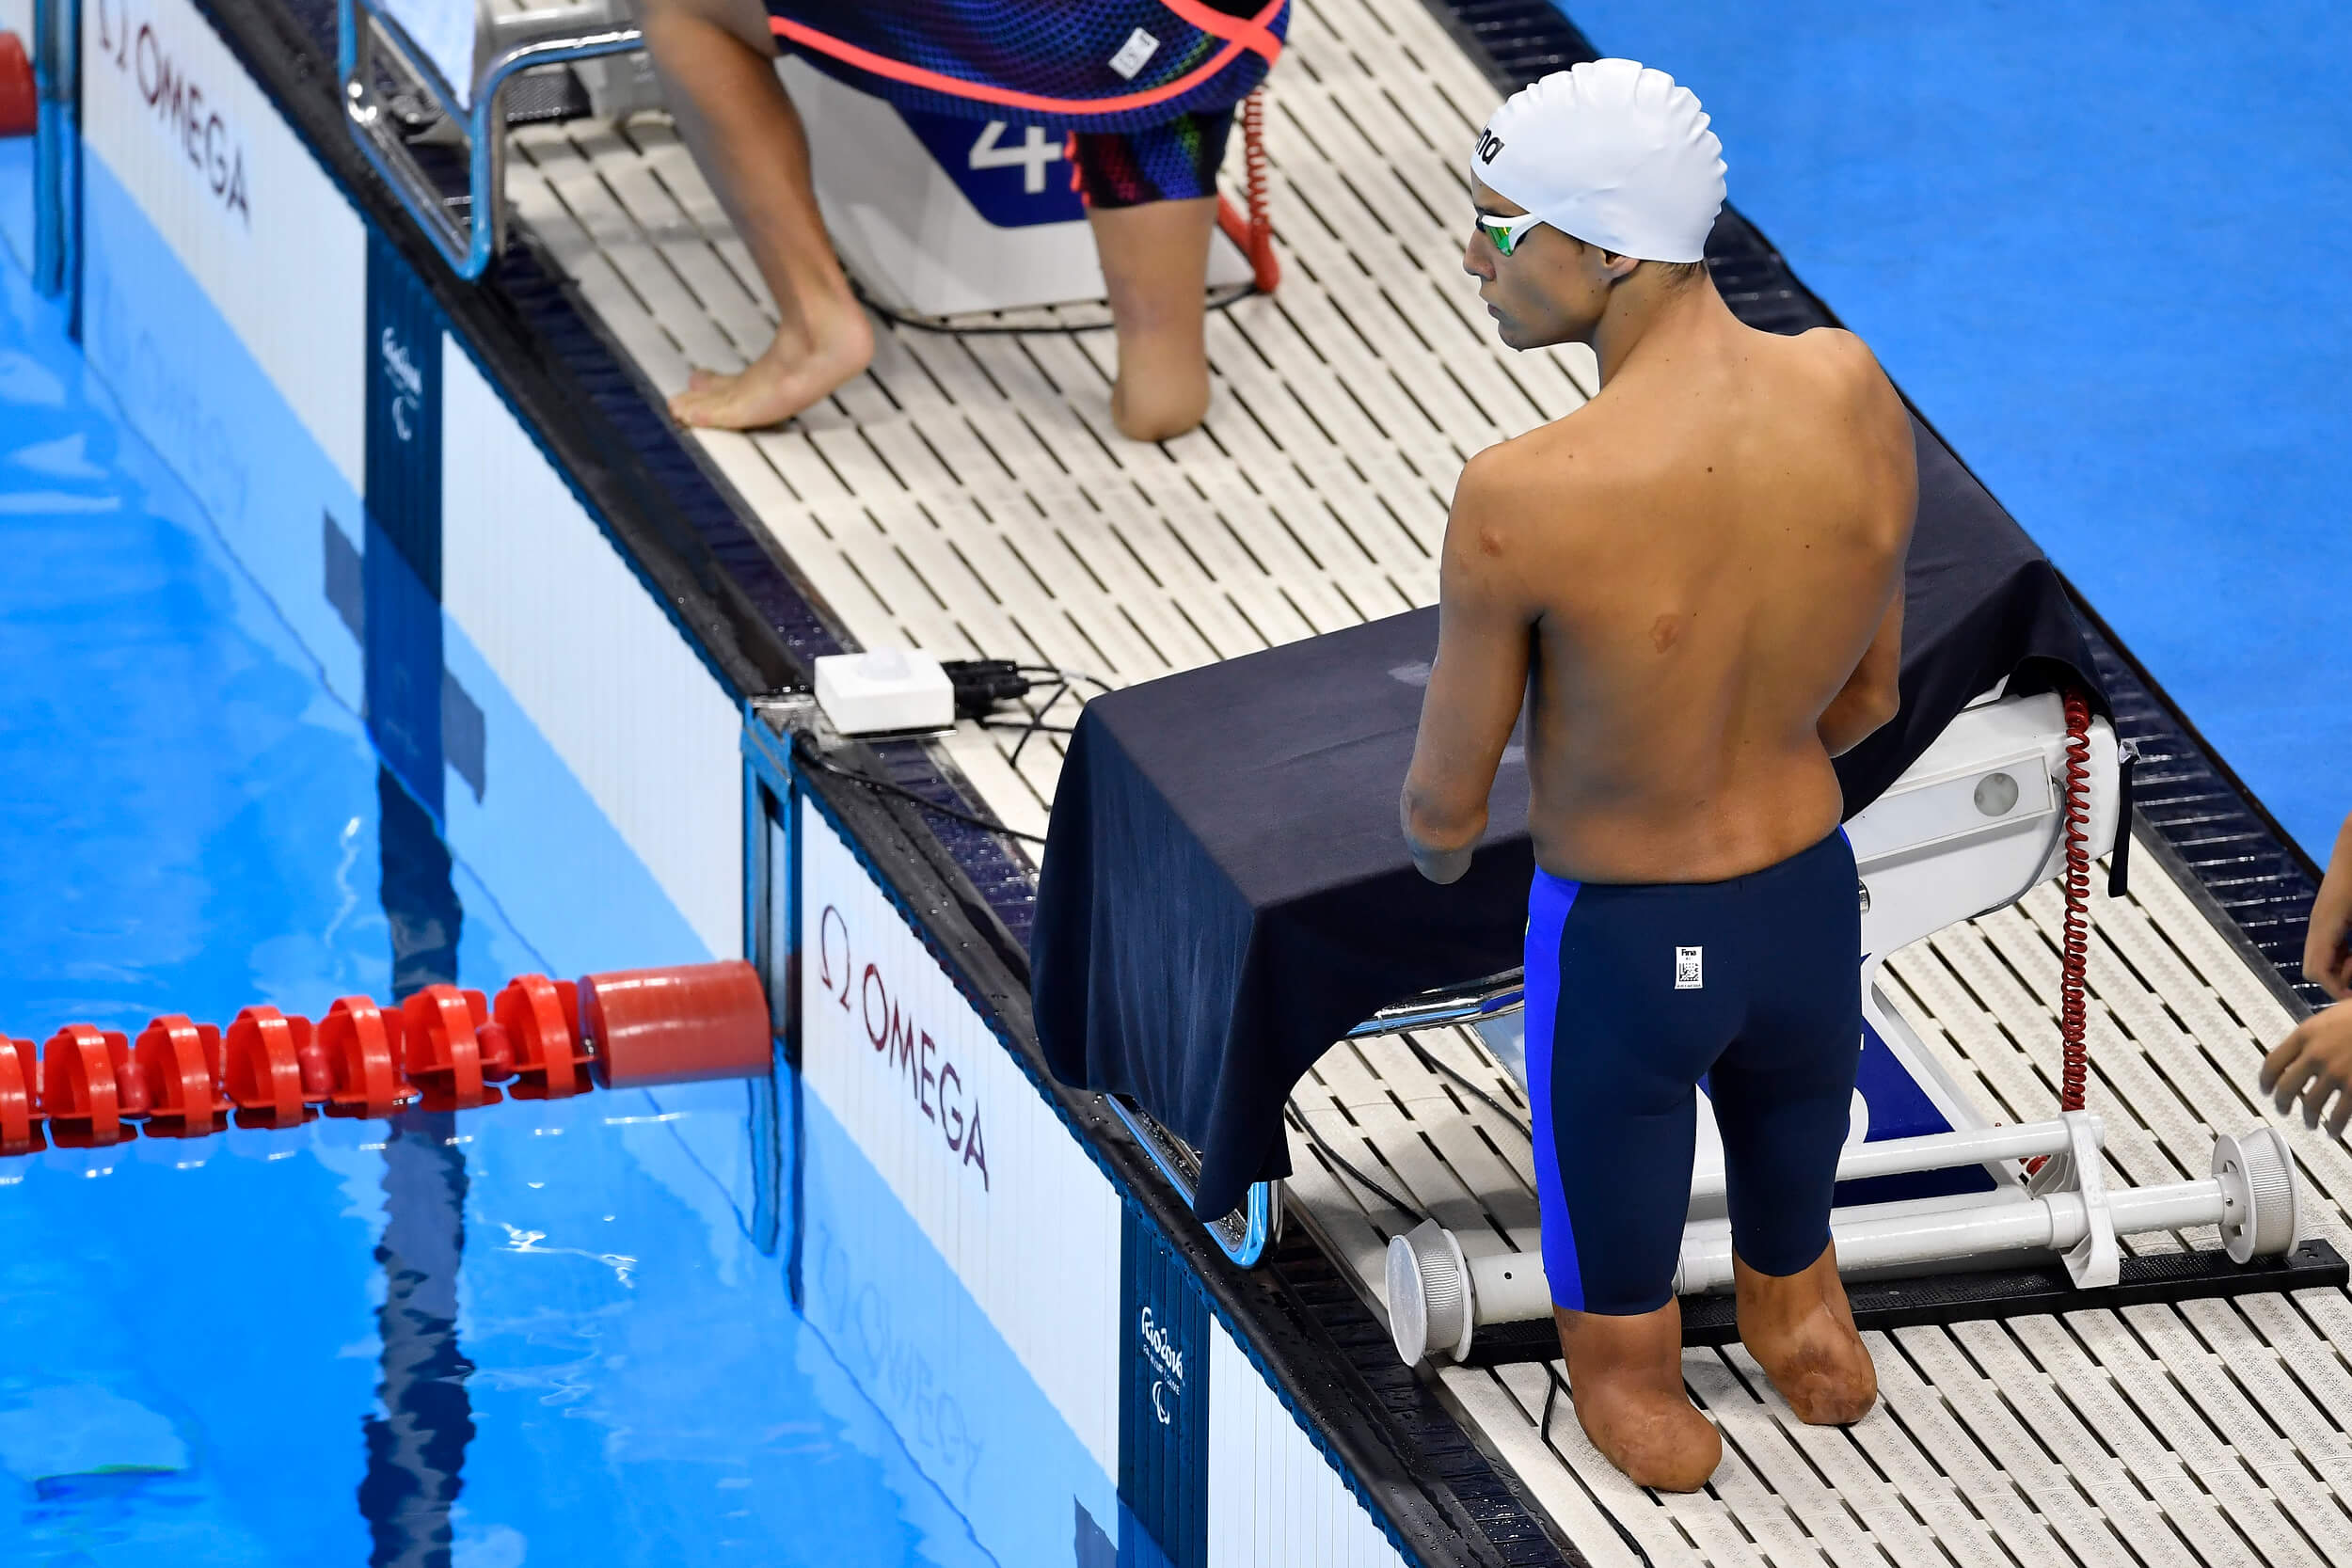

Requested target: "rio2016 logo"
[{"left": 1139, "top": 1306, "right": 1184, "bottom": 1425}]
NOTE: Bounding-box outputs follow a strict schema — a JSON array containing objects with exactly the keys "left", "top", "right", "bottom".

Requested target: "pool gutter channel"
[{"left": 154, "top": 0, "right": 2329, "bottom": 1560}]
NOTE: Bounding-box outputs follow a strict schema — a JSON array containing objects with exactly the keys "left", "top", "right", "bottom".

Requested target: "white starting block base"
[{"left": 783, "top": 56, "right": 1257, "bottom": 317}]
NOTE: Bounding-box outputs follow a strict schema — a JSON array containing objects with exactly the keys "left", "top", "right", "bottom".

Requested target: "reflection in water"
[
  {"left": 360, "top": 768, "right": 472, "bottom": 1568},
  {"left": 362, "top": 1114, "right": 472, "bottom": 1568}
]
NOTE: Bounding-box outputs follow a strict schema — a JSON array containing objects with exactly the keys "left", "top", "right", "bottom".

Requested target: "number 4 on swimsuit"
[{"left": 969, "top": 121, "right": 1064, "bottom": 195}]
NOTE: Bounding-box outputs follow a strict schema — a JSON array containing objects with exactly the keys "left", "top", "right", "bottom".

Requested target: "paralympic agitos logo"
[{"left": 96, "top": 0, "right": 253, "bottom": 227}]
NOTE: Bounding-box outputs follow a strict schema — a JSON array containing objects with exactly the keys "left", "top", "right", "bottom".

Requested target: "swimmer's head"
[{"left": 1466, "top": 60, "right": 1725, "bottom": 349}]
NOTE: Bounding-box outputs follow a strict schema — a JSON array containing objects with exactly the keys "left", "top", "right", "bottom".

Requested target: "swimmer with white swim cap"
[{"left": 1400, "top": 59, "right": 1918, "bottom": 1491}]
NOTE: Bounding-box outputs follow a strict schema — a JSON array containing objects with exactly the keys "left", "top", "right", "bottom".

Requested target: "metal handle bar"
[{"left": 340, "top": 0, "right": 645, "bottom": 278}]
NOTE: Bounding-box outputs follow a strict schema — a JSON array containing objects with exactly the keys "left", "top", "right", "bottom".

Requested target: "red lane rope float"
[
  {"left": 1215, "top": 88, "right": 1279, "bottom": 294},
  {"left": 2058, "top": 689, "right": 2094, "bottom": 1115},
  {"left": 497, "top": 974, "right": 591, "bottom": 1101},
  {"left": 400, "top": 985, "right": 502, "bottom": 1113},
  {"left": 42, "top": 1024, "right": 140, "bottom": 1148},
  {"left": 0, "top": 32, "right": 34, "bottom": 139},
  {"left": 135, "top": 1015, "right": 233, "bottom": 1138},
  {"left": 221, "top": 1005, "right": 317, "bottom": 1128},
  {"left": 0, "top": 1036, "right": 41, "bottom": 1155},
  {"left": 1, "top": 961, "right": 772, "bottom": 1154},
  {"left": 317, "top": 996, "right": 419, "bottom": 1120},
  {"left": 581, "top": 959, "right": 770, "bottom": 1090}
]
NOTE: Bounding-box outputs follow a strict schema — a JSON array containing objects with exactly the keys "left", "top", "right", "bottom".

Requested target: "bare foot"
[
  {"left": 1558, "top": 1302, "right": 1723, "bottom": 1492},
  {"left": 670, "top": 307, "right": 873, "bottom": 432},
  {"left": 1735, "top": 1244, "right": 1877, "bottom": 1424}
]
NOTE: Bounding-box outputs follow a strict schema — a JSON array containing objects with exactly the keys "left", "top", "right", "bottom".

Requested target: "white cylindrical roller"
[
  {"left": 2106, "top": 1178, "right": 2230, "bottom": 1239},
  {"left": 1688, "top": 1115, "right": 2081, "bottom": 1208},
  {"left": 1676, "top": 1194, "right": 2075, "bottom": 1294},
  {"left": 1385, "top": 1128, "right": 2300, "bottom": 1365},
  {"left": 1468, "top": 1250, "right": 1551, "bottom": 1324},
  {"left": 2213, "top": 1127, "right": 2299, "bottom": 1263},
  {"left": 1385, "top": 1220, "right": 1470, "bottom": 1366}
]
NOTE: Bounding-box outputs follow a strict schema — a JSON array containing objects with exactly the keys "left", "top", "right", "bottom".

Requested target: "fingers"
[
  {"left": 2268, "top": 1045, "right": 2325, "bottom": 1120},
  {"left": 2303, "top": 1069, "right": 2344, "bottom": 1132},
  {"left": 2259, "top": 1029, "right": 2304, "bottom": 1095},
  {"left": 2265, "top": 1017, "right": 2328, "bottom": 1117},
  {"left": 2265, "top": 1006, "right": 2352, "bottom": 1134}
]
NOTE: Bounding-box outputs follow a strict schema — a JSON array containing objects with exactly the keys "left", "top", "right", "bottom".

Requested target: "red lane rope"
[{"left": 2058, "top": 688, "right": 2093, "bottom": 1113}]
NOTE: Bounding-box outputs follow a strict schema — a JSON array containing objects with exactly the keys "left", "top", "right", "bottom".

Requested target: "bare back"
[{"left": 1405, "top": 324, "right": 1916, "bottom": 885}]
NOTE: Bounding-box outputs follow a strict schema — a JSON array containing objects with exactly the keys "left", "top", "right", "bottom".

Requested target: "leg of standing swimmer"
[
  {"left": 638, "top": 0, "right": 871, "bottom": 429},
  {"left": 1715, "top": 835, "right": 1877, "bottom": 1424},
  {"left": 1555, "top": 1302, "right": 1721, "bottom": 1492},
  {"left": 1528, "top": 873, "right": 1731, "bottom": 1491},
  {"left": 1084, "top": 196, "right": 1218, "bottom": 441},
  {"left": 1732, "top": 1245, "right": 1875, "bottom": 1424}
]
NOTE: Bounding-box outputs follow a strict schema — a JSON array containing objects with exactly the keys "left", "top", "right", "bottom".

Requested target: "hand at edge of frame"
[{"left": 2262, "top": 1004, "right": 2352, "bottom": 1138}]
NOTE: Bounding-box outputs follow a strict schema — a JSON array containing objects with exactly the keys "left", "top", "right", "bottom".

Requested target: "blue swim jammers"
[{"left": 1524, "top": 829, "right": 1862, "bottom": 1316}]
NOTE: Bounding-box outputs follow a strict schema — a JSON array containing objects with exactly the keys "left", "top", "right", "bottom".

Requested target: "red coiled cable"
[
  {"left": 1216, "top": 88, "right": 1280, "bottom": 293},
  {"left": 2058, "top": 689, "right": 2092, "bottom": 1112}
]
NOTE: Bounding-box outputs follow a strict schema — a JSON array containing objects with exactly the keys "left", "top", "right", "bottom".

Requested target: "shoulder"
[
  {"left": 1792, "top": 327, "right": 1900, "bottom": 405},
  {"left": 1453, "top": 420, "right": 1614, "bottom": 515},
  {"left": 1444, "top": 428, "right": 1604, "bottom": 564}
]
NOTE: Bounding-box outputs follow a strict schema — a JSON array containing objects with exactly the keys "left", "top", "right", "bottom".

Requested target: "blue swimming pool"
[{"left": 0, "top": 250, "right": 1094, "bottom": 1565}]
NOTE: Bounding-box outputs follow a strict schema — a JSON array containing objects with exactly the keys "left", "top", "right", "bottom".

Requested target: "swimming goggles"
[{"left": 1475, "top": 210, "right": 1549, "bottom": 257}]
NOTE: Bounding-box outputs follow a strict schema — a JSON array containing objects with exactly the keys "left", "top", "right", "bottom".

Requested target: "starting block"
[
  {"left": 1384, "top": 690, "right": 2318, "bottom": 1364},
  {"left": 342, "top": 0, "right": 1259, "bottom": 306}
]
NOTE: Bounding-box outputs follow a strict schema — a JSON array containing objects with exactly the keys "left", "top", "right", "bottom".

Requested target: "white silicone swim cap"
[{"left": 1470, "top": 59, "right": 1726, "bottom": 264}]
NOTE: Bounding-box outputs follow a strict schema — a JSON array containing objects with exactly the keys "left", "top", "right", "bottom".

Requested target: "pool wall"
[
  {"left": 34, "top": 0, "right": 1456, "bottom": 1558},
  {"left": 68, "top": 0, "right": 736, "bottom": 973},
  {"left": 767, "top": 749, "right": 1419, "bottom": 1568}
]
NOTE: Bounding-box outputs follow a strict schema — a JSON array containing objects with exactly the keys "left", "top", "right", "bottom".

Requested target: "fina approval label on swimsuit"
[
  {"left": 1676, "top": 946, "right": 1705, "bottom": 990},
  {"left": 1109, "top": 28, "right": 1159, "bottom": 79}
]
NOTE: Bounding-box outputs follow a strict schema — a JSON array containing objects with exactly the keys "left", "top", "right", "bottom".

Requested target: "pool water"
[{"left": 0, "top": 259, "right": 1062, "bottom": 1565}]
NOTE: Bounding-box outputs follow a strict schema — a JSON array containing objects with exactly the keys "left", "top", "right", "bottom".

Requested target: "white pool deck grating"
[{"left": 494, "top": 0, "right": 2352, "bottom": 1561}]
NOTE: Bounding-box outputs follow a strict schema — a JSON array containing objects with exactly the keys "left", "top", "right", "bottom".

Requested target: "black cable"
[
  {"left": 1288, "top": 1101, "right": 1426, "bottom": 1223},
  {"left": 1404, "top": 1035, "right": 1532, "bottom": 1141},
  {"left": 1016, "top": 663, "right": 1113, "bottom": 693},
  {"left": 855, "top": 278, "right": 1257, "bottom": 338},
  {"left": 977, "top": 716, "right": 1075, "bottom": 736},
  {"left": 789, "top": 732, "right": 1047, "bottom": 847}
]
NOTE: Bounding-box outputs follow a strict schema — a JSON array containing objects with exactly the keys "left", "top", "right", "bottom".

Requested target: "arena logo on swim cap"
[{"left": 1474, "top": 126, "right": 1505, "bottom": 165}]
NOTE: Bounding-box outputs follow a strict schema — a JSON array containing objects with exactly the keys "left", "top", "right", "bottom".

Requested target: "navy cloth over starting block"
[{"left": 1033, "top": 419, "right": 2102, "bottom": 1221}]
